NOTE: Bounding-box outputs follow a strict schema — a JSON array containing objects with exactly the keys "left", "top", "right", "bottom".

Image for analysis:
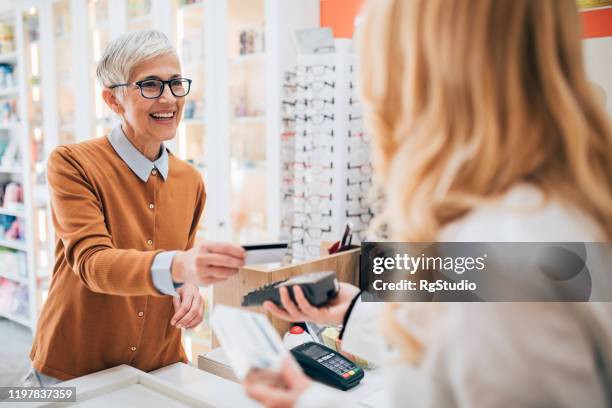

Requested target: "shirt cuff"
[{"left": 151, "top": 251, "right": 180, "bottom": 296}]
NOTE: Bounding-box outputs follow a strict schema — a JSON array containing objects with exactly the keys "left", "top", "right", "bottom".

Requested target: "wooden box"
[{"left": 212, "top": 247, "right": 360, "bottom": 346}]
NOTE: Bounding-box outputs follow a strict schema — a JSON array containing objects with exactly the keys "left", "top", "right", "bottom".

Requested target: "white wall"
[{"left": 583, "top": 36, "right": 612, "bottom": 119}]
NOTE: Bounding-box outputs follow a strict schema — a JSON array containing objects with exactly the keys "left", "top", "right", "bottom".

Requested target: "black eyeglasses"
[
  {"left": 346, "top": 209, "right": 374, "bottom": 224},
  {"left": 296, "top": 114, "right": 334, "bottom": 125},
  {"left": 109, "top": 78, "right": 192, "bottom": 99},
  {"left": 297, "top": 80, "right": 335, "bottom": 92}
]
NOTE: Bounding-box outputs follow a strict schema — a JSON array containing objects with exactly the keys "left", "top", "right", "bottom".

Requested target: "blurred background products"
[
  {"left": 0, "top": 21, "right": 14, "bottom": 54},
  {"left": 239, "top": 28, "right": 265, "bottom": 55}
]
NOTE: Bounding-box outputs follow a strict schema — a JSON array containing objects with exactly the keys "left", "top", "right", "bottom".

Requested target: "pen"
[{"left": 340, "top": 223, "right": 350, "bottom": 248}]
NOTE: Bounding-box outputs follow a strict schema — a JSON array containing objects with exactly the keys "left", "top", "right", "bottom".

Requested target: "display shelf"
[
  {"left": 0, "top": 51, "right": 17, "bottom": 63},
  {"left": 0, "top": 165, "right": 22, "bottom": 173},
  {"left": 0, "top": 86, "right": 18, "bottom": 97},
  {"left": 0, "top": 270, "right": 27, "bottom": 284},
  {"left": 0, "top": 309, "right": 31, "bottom": 328},
  {"left": 0, "top": 206, "right": 24, "bottom": 217},
  {"left": 0, "top": 122, "right": 19, "bottom": 130},
  {"left": 0, "top": 238, "right": 27, "bottom": 251}
]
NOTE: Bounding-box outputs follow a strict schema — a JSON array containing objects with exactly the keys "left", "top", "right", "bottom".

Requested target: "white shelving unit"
[{"left": 0, "top": 4, "right": 38, "bottom": 331}]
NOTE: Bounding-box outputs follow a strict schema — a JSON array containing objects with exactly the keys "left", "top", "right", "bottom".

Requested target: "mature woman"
[
  {"left": 25, "top": 30, "right": 245, "bottom": 386},
  {"left": 244, "top": 0, "right": 612, "bottom": 406}
]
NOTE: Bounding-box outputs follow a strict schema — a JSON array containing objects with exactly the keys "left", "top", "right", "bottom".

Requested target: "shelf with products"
[
  {"left": 0, "top": 7, "right": 33, "bottom": 329},
  {"left": 0, "top": 51, "right": 17, "bottom": 64},
  {"left": 0, "top": 237, "right": 27, "bottom": 252},
  {"left": 0, "top": 166, "right": 22, "bottom": 174},
  {"left": 0, "top": 308, "right": 31, "bottom": 328},
  {"left": 0, "top": 207, "right": 24, "bottom": 217},
  {"left": 127, "top": 0, "right": 152, "bottom": 31}
]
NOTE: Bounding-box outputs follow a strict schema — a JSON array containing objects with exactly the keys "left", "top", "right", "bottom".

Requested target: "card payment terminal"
[{"left": 291, "top": 341, "right": 364, "bottom": 390}]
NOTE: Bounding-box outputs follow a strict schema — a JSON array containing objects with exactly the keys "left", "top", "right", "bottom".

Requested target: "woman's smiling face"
[{"left": 120, "top": 53, "right": 185, "bottom": 145}]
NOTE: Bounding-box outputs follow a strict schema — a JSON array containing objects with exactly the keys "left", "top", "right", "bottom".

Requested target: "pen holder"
[{"left": 212, "top": 246, "right": 361, "bottom": 347}]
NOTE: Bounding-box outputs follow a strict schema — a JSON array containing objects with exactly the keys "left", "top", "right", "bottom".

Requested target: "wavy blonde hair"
[
  {"left": 356, "top": 0, "right": 612, "bottom": 362},
  {"left": 358, "top": 0, "right": 612, "bottom": 243}
]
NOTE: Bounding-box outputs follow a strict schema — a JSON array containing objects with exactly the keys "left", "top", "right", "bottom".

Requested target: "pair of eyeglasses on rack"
[
  {"left": 294, "top": 209, "right": 333, "bottom": 224},
  {"left": 346, "top": 209, "right": 374, "bottom": 224},
  {"left": 296, "top": 114, "right": 335, "bottom": 126},
  {"left": 348, "top": 130, "right": 369, "bottom": 140},
  {"left": 302, "top": 143, "right": 334, "bottom": 154},
  {"left": 283, "top": 175, "right": 333, "bottom": 187},
  {"left": 285, "top": 161, "right": 334, "bottom": 173},
  {"left": 346, "top": 193, "right": 369, "bottom": 207},
  {"left": 291, "top": 224, "right": 333, "bottom": 240},
  {"left": 281, "top": 131, "right": 296, "bottom": 140},
  {"left": 285, "top": 97, "right": 335, "bottom": 112},
  {"left": 347, "top": 161, "right": 373, "bottom": 175},
  {"left": 297, "top": 80, "right": 335, "bottom": 92},
  {"left": 349, "top": 96, "right": 360, "bottom": 106},
  {"left": 348, "top": 113, "right": 363, "bottom": 122},
  {"left": 300, "top": 130, "right": 334, "bottom": 139},
  {"left": 288, "top": 239, "right": 322, "bottom": 257},
  {"left": 283, "top": 191, "right": 333, "bottom": 204},
  {"left": 296, "top": 64, "right": 335, "bottom": 76},
  {"left": 347, "top": 177, "right": 373, "bottom": 192},
  {"left": 282, "top": 117, "right": 296, "bottom": 127},
  {"left": 347, "top": 131, "right": 371, "bottom": 149}
]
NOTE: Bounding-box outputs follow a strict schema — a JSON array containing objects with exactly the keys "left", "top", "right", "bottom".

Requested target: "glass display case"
[
  {"left": 53, "top": 0, "right": 76, "bottom": 144},
  {"left": 88, "top": 0, "right": 115, "bottom": 138},
  {"left": 227, "top": 0, "right": 268, "bottom": 242}
]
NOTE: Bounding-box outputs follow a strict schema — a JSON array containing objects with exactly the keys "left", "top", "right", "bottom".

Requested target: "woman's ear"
[{"left": 102, "top": 88, "right": 125, "bottom": 114}]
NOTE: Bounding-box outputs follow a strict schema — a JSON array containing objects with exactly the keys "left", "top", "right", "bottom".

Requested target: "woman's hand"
[
  {"left": 263, "top": 282, "right": 360, "bottom": 326},
  {"left": 172, "top": 240, "right": 246, "bottom": 286},
  {"left": 171, "top": 283, "right": 204, "bottom": 329},
  {"left": 244, "top": 357, "right": 312, "bottom": 408}
]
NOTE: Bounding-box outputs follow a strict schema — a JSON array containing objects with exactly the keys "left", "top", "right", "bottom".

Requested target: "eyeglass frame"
[{"left": 108, "top": 77, "right": 193, "bottom": 99}]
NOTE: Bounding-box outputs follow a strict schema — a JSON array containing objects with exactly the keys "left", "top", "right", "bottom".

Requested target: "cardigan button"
[
  {"left": 147, "top": 239, "right": 153, "bottom": 246},
  {"left": 131, "top": 346, "right": 137, "bottom": 352},
  {"left": 138, "top": 311, "right": 144, "bottom": 317}
]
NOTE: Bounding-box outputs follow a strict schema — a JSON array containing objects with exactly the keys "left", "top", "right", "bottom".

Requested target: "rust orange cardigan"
[{"left": 30, "top": 137, "right": 205, "bottom": 380}]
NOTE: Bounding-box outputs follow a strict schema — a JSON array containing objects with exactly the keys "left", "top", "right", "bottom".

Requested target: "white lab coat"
[{"left": 296, "top": 184, "right": 612, "bottom": 407}]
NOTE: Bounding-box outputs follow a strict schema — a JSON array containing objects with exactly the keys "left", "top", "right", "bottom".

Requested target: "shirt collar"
[{"left": 107, "top": 125, "right": 169, "bottom": 182}]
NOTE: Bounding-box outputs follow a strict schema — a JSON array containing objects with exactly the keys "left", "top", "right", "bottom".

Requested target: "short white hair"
[{"left": 96, "top": 30, "right": 176, "bottom": 97}]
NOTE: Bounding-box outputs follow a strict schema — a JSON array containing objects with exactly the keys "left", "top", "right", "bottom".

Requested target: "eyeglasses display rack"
[{"left": 282, "top": 39, "right": 374, "bottom": 262}]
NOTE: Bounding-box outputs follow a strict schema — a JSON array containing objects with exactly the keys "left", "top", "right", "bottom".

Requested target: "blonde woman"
[{"left": 244, "top": 0, "right": 612, "bottom": 406}]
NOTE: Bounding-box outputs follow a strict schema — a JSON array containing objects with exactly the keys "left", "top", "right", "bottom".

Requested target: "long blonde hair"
[
  {"left": 358, "top": 0, "right": 612, "bottom": 243},
  {"left": 356, "top": 0, "right": 612, "bottom": 363}
]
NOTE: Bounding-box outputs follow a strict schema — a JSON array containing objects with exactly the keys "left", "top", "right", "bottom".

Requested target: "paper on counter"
[{"left": 211, "top": 305, "right": 289, "bottom": 380}]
